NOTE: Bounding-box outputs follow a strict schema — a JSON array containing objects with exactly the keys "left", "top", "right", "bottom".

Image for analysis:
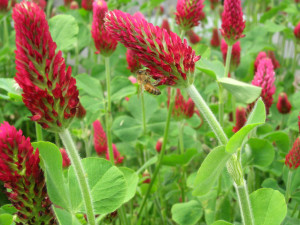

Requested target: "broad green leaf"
[
  {"left": 112, "top": 115, "right": 143, "bottom": 142},
  {"left": 111, "top": 76, "right": 136, "bottom": 102},
  {"left": 263, "top": 131, "right": 290, "bottom": 153},
  {"left": 49, "top": 15, "right": 79, "bottom": 51},
  {"left": 162, "top": 148, "right": 197, "bottom": 166},
  {"left": 53, "top": 207, "right": 82, "bottom": 225},
  {"left": 119, "top": 167, "right": 138, "bottom": 203},
  {"left": 212, "top": 221, "right": 233, "bottom": 225},
  {"left": 136, "top": 156, "right": 158, "bottom": 174},
  {"left": 32, "top": 142, "right": 70, "bottom": 210},
  {"left": 264, "top": 21, "right": 285, "bottom": 33},
  {"left": 246, "top": 138, "right": 274, "bottom": 167},
  {"left": 0, "top": 214, "right": 13, "bottom": 225},
  {"left": 171, "top": 200, "right": 203, "bottom": 225},
  {"left": 193, "top": 146, "right": 231, "bottom": 196},
  {"left": 261, "top": 178, "right": 284, "bottom": 193},
  {"left": 250, "top": 188, "right": 287, "bottom": 225},
  {"left": 0, "top": 205, "right": 16, "bottom": 215},
  {"left": 194, "top": 44, "right": 211, "bottom": 59},
  {"left": 218, "top": 78, "right": 262, "bottom": 104},
  {"left": 196, "top": 59, "right": 225, "bottom": 79},
  {"left": 80, "top": 95, "right": 104, "bottom": 113},
  {"left": 68, "top": 158, "right": 127, "bottom": 214},
  {"left": 0, "top": 78, "right": 22, "bottom": 101},
  {"left": 76, "top": 73, "right": 103, "bottom": 98},
  {"left": 226, "top": 99, "right": 266, "bottom": 153},
  {"left": 260, "top": 2, "right": 287, "bottom": 23}
]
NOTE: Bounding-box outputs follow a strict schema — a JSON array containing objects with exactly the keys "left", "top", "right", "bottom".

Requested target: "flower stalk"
[
  {"left": 285, "top": 170, "right": 293, "bottom": 203},
  {"left": 59, "top": 129, "right": 96, "bottom": 225},
  {"left": 35, "top": 122, "right": 43, "bottom": 141}
]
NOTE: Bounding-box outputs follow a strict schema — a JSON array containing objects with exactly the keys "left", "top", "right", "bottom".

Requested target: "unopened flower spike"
[
  {"left": 0, "top": 122, "right": 56, "bottom": 224},
  {"left": 170, "top": 89, "right": 195, "bottom": 120},
  {"left": 294, "top": 22, "right": 300, "bottom": 40},
  {"left": 232, "top": 106, "right": 247, "bottom": 133},
  {"left": 175, "top": 0, "right": 205, "bottom": 31},
  {"left": 276, "top": 93, "right": 292, "bottom": 114},
  {"left": 13, "top": 1, "right": 79, "bottom": 132},
  {"left": 285, "top": 137, "right": 300, "bottom": 170},
  {"left": 221, "top": 0, "right": 245, "bottom": 45},
  {"left": 93, "top": 120, "right": 107, "bottom": 155},
  {"left": 91, "top": 0, "right": 118, "bottom": 56},
  {"left": 105, "top": 10, "right": 201, "bottom": 87}
]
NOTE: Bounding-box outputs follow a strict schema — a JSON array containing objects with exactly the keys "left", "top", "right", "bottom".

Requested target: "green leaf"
[
  {"left": 119, "top": 167, "right": 138, "bottom": 203},
  {"left": 194, "top": 44, "right": 211, "bottom": 59},
  {"left": 246, "top": 138, "right": 275, "bottom": 167},
  {"left": 196, "top": 59, "right": 225, "bottom": 80},
  {"left": 112, "top": 115, "right": 143, "bottom": 142},
  {"left": 68, "top": 158, "right": 127, "bottom": 214},
  {"left": 212, "top": 221, "right": 233, "bottom": 225},
  {"left": 217, "top": 78, "right": 262, "bottom": 104},
  {"left": 76, "top": 73, "right": 103, "bottom": 98},
  {"left": 53, "top": 207, "right": 82, "bottom": 225},
  {"left": 0, "top": 78, "right": 22, "bottom": 101},
  {"left": 226, "top": 98, "right": 266, "bottom": 153},
  {"left": 262, "top": 131, "right": 290, "bottom": 153},
  {"left": 136, "top": 156, "right": 157, "bottom": 174},
  {"left": 0, "top": 205, "right": 16, "bottom": 215},
  {"left": 111, "top": 76, "right": 136, "bottom": 102},
  {"left": 260, "top": 2, "right": 287, "bottom": 23},
  {"left": 250, "top": 188, "right": 287, "bottom": 225},
  {"left": 193, "top": 146, "right": 231, "bottom": 196},
  {"left": 264, "top": 21, "right": 286, "bottom": 33},
  {"left": 171, "top": 200, "right": 203, "bottom": 225},
  {"left": 162, "top": 148, "right": 197, "bottom": 166},
  {"left": 49, "top": 15, "right": 79, "bottom": 51},
  {"left": 80, "top": 95, "right": 104, "bottom": 113},
  {"left": 0, "top": 214, "right": 13, "bottom": 225},
  {"left": 32, "top": 142, "right": 70, "bottom": 210}
]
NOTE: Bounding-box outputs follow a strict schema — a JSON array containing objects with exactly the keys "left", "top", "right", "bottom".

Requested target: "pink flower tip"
[
  {"left": 106, "top": 144, "right": 124, "bottom": 164},
  {"left": 93, "top": 120, "right": 107, "bottom": 155}
]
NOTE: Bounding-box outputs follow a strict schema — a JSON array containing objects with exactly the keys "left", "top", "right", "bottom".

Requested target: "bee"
[{"left": 136, "top": 69, "right": 161, "bottom": 96}]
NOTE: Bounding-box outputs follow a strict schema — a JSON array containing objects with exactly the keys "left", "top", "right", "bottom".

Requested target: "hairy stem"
[
  {"left": 35, "top": 122, "right": 43, "bottom": 142},
  {"left": 59, "top": 129, "right": 96, "bottom": 225}
]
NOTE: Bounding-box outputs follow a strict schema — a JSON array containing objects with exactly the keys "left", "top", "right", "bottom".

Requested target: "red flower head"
[
  {"left": 91, "top": 0, "right": 118, "bottom": 56},
  {"left": 60, "top": 148, "right": 71, "bottom": 168},
  {"left": 0, "top": 0, "right": 8, "bottom": 11},
  {"left": 210, "top": 0, "right": 219, "bottom": 10},
  {"left": 81, "top": 0, "right": 92, "bottom": 10},
  {"left": 285, "top": 137, "right": 300, "bottom": 170},
  {"left": 70, "top": 1, "right": 79, "bottom": 9},
  {"left": 0, "top": 122, "right": 55, "bottom": 224},
  {"left": 64, "top": 0, "right": 72, "bottom": 7},
  {"left": 126, "top": 49, "right": 142, "bottom": 73},
  {"left": 13, "top": 2, "right": 79, "bottom": 132},
  {"left": 175, "top": 0, "right": 205, "bottom": 31},
  {"left": 106, "top": 144, "right": 124, "bottom": 164},
  {"left": 93, "top": 120, "right": 107, "bottom": 155},
  {"left": 221, "top": 0, "right": 245, "bottom": 45},
  {"left": 232, "top": 106, "right": 247, "bottom": 133},
  {"left": 161, "top": 19, "right": 171, "bottom": 34},
  {"left": 276, "top": 93, "right": 292, "bottom": 114},
  {"left": 251, "top": 58, "right": 276, "bottom": 114},
  {"left": 221, "top": 39, "right": 241, "bottom": 71},
  {"left": 172, "top": 89, "right": 195, "bottom": 119},
  {"left": 32, "top": 0, "right": 47, "bottom": 9},
  {"left": 186, "top": 30, "right": 202, "bottom": 44},
  {"left": 159, "top": 5, "right": 164, "bottom": 15},
  {"left": 133, "top": 11, "right": 145, "bottom": 20},
  {"left": 211, "top": 28, "right": 221, "bottom": 47},
  {"left": 142, "top": 170, "right": 151, "bottom": 183},
  {"left": 105, "top": 10, "right": 201, "bottom": 87},
  {"left": 254, "top": 51, "right": 280, "bottom": 71},
  {"left": 156, "top": 138, "right": 163, "bottom": 153},
  {"left": 294, "top": 22, "right": 300, "bottom": 40}
]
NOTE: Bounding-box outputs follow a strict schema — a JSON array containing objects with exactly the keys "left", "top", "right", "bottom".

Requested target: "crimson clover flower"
[
  {"left": 91, "top": 0, "right": 118, "bottom": 56},
  {"left": 211, "top": 28, "right": 221, "bottom": 47},
  {"left": 126, "top": 49, "right": 142, "bottom": 73},
  {"left": 106, "top": 144, "right": 124, "bottom": 164},
  {"left": 0, "top": 0, "right": 8, "bottom": 11},
  {"left": 285, "top": 137, "right": 300, "bottom": 170},
  {"left": 93, "top": 120, "right": 107, "bottom": 155},
  {"left": 105, "top": 10, "right": 200, "bottom": 87},
  {"left": 221, "top": 39, "right": 241, "bottom": 72},
  {"left": 294, "top": 22, "right": 300, "bottom": 40},
  {"left": 276, "top": 93, "right": 292, "bottom": 114},
  {"left": 161, "top": 19, "right": 171, "bottom": 34},
  {"left": 186, "top": 30, "right": 202, "bottom": 44},
  {"left": 232, "top": 106, "right": 247, "bottom": 133},
  {"left": 170, "top": 89, "right": 195, "bottom": 120},
  {"left": 0, "top": 122, "right": 56, "bottom": 224},
  {"left": 81, "top": 0, "right": 92, "bottom": 10},
  {"left": 13, "top": 2, "right": 79, "bottom": 132},
  {"left": 251, "top": 58, "right": 276, "bottom": 114},
  {"left": 221, "top": 0, "right": 245, "bottom": 45},
  {"left": 156, "top": 138, "right": 163, "bottom": 153},
  {"left": 70, "top": 1, "right": 79, "bottom": 9},
  {"left": 60, "top": 148, "right": 71, "bottom": 168},
  {"left": 210, "top": 0, "right": 219, "bottom": 10},
  {"left": 254, "top": 51, "right": 280, "bottom": 72},
  {"left": 175, "top": 0, "right": 205, "bottom": 31}
]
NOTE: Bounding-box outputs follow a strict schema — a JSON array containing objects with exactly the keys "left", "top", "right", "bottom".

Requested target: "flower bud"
[
  {"left": 106, "top": 144, "right": 124, "bottom": 164},
  {"left": 285, "top": 137, "right": 300, "bottom": 170},
  {"left": 60, "top": 148, "right": 71, "bottom": 168},
  {"left": 294, "top": 22, "right": 300, "bottom": 40},
  {"left": 70, "top": 1, "right": 79, "bottom": 9},
  {"left": 186, "top": 30, "right": 202, "bottom": 44},
  {"left": 161, "top": 19, "right": 171, "bottom": 34},
  {"left": 156, "top": 138, "right": 163, "bottom": 153},
  {"left": 211, "top": 28, "right": 221, "bottom": 47},
  {"left": 276, "top": 93, "right": 292, "bottom": 114},
  {"left": 232, "top": 106, "right": 246, "bottom": 133},
  {"left": 93, "top": 120, "right": 107, "bottom": 155},
  {"left": 81, "top": 0, "right": 92, "bottom": 10}
]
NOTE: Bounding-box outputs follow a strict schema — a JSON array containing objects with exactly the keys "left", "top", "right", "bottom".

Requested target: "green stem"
[
  {"left": 235, "top": 181, "right": 255, "bottom": 225},
  {"left": 141, "top": 93, "right": 147, "bottom": 135},
  {"left": 224, "top": 45, "right": 233, "bottom": 78},
  {"left": 35, "top": 122, "right": 43, "bottom": 142},
  {"left": 74, "top": 40, "right": 79, "bottom": 75},
  {"left": 285, "top": 170, "right": 293, "bottom": 203},
  {"left": 46, "top": 0, "right": 53, "bottom": 19},
  {"left": 3, "top": 17, "right": 8, "bottom": 46},
  {"left": 292, "top": 39, "right": 298, "bottom": 75},
  {"left": 180, "top": 29, "right": 185, "bottom": 40},
  {"left": 105, "top": 57, "right": 114, "bottom": 165},
  {"left": 185, "top": 84, "right": 228, "bottom": 145},
  {"left": 178, "top": 121, "right": 186, "bottom": 202},
  {"left": 59, "top": 129, "right": 96, "bottom": 225},
  {"left": 137, "top": 88, "right": 175, "bottom": 221}
]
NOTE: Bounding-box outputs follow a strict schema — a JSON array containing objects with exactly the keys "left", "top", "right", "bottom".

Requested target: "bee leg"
[{"left": 152, "top": 79, "right": 161, "bottom": 86}]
